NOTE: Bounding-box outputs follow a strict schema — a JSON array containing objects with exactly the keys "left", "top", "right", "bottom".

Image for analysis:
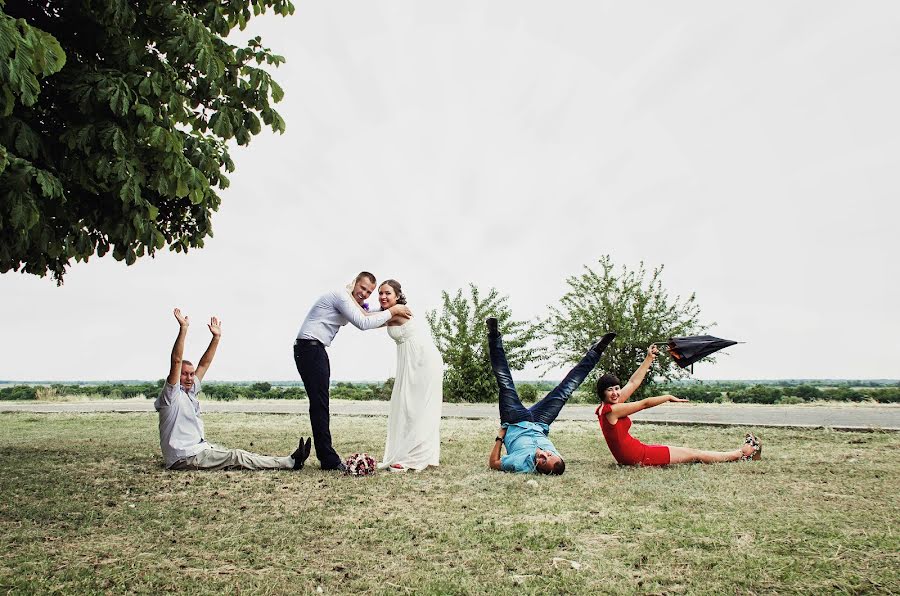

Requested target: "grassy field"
[{"left": 0, "top": 413, "right": 897, "bottom": 594}]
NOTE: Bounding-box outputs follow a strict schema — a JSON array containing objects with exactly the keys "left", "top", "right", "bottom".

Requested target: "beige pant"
[{"left": 172, "top": 445, "right": 294, "bottom": 471}]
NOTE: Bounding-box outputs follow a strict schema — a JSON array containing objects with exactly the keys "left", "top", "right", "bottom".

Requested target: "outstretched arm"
[
  {"left": 488, "top": 427, "right": 506, "bottom": 470},
  {"left": 618, "top": 345, "right": 659, "bottom": 402},
  {"left": 386, "top": 308, "right": 413, "bottom": 326},
  {"left": 335, "top": 292, "right": 409, "bottom": 330},
  {"left": 167, "top": 308, "right": 189, "bottom": 385},
  {"left": 194, "top": 317, "right": 222, "bottom": 382},
  {"left": 607, "top": 394, "right": 688, "bottom": 421}
]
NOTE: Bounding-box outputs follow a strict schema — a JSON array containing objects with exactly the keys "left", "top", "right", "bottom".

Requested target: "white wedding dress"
[{"left": 380, "top": 317, "right": 444, "bottom": 470}]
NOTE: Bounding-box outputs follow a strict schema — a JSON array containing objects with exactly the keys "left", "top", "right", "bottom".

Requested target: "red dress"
[{"left": 596, "top": 403, "right": 670, "bottom": 466}]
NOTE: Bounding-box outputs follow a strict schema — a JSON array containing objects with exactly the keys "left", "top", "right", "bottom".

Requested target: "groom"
[
  {"left": 487, "top": 317, "right": 616, "bottom": 475},
  {"left": 294, "top": 272, "right": 412, "bottom": 471}
]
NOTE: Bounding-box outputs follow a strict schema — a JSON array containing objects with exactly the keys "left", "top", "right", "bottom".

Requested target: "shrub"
[
  {"left": 822, "top": 387, "right": 865, "bottom": 402},
  {"left": 729, "top": 385, "right": 783, "bottom": 404},
  {"left": 788, "top": 384, "right": 823, "bottom": 401},
  {"left": 0, "top": 386, "right": 38, "bottom": 400},
  {"left": 663, "top": 385, "right": 722, "bottom": 403},
  {"left": 777, "top": 395, "right": 804, "bottom": 405},
  {"left": 517, "top": 383, "right": 540, "bottom": 403}
]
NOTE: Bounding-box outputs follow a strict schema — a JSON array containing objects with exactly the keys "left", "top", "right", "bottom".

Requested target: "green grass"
[{"left": 0, "top": 413, "right": 897, "bottom": 594}]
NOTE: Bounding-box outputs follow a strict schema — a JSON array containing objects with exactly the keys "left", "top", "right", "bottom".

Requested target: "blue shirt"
[{"left": 500, "top": 421, "right": 559, "bottom": 474}]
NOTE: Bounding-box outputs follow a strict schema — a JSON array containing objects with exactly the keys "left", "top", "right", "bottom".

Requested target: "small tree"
[
  {"left": 544, "top": 256, "right": 709, "bottom": 399},
  {"left": 427, "top": 284, "right": 543, "bottom": 403}
]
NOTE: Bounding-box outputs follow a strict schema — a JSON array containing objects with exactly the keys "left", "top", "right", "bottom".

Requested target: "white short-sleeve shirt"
[{"left": 154, "top": 380, "right": 210, "bottom": 468}]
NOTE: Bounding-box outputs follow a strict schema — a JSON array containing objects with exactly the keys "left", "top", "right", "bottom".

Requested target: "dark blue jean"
[{"left": 489, "top": 332, "right": 601, "bottom": 427}]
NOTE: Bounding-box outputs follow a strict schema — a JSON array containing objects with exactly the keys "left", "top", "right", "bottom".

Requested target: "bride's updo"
[{"left": 380, "top": 279, "right": 407, "bottom": 305}]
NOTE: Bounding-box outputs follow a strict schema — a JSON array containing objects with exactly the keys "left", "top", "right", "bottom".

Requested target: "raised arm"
[
  {"left": 618, "top": 345, "right": 660, "bottom": 402},
  {"left": 194, "top": 316, "right": 222, "bottom": 382},
  {"left": 488, "top": 427, "right": 506, "bottom": 470},
  {"left": 607, "top": 393, "right": 688, "bottom": 421},
  {"left": 167, "top": 308, "right": 189, "bottom": 385}
]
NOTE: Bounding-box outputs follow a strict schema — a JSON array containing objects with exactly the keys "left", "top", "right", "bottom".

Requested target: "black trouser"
[{"left": 293, "top": 340, "right": 341, "bottom": 469}]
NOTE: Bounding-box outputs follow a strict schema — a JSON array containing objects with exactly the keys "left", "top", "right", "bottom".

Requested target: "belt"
[{"left": 294, "top": 338, "right": 324, "bottom": 347}]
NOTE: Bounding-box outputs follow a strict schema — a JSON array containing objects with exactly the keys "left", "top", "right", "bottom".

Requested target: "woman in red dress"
[{"left": 596, "top": 345, "right": 761, "bottom": 465}]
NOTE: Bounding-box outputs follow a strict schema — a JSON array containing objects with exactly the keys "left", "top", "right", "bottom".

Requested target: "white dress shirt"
[{"left": 297, "top": 289, "right": 391, "bottom": 346}]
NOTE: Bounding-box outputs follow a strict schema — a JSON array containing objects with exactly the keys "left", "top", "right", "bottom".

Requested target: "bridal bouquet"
[{"left": 344, "top": 453, "right": 377, "bottom": 476}]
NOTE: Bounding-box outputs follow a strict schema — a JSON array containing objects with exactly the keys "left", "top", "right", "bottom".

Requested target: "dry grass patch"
[{"left": 0, "top": 413, "right": 897, "bottom": 594}]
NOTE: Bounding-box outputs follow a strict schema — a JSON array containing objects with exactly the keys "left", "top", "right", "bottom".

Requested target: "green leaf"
[
  {"left": 175, "top": 176, "right": 188, "bottom": 197},
  {"left": 270, "top": 79, "right": 284, "bottom": 102},
  {"left": 34, "top": 169, "right": 63, "bottom": 199},
  {"left": 134, "top": 103, "right": 153, "bottom": 121}
]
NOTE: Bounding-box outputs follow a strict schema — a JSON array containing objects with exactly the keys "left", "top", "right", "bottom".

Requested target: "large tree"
[
  {"left": 0, "top": 0, "right": 293, "bottom": 283},
  {"left": 544, "top": 256, "right": 709, "bottom": 398},
  {"left": 427, "top": 284, "right": 543, "bottom": 403}
]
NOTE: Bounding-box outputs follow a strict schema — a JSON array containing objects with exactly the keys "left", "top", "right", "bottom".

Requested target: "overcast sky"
[{"left": 2, "top": 2, "right": 898, "bottom": 382}]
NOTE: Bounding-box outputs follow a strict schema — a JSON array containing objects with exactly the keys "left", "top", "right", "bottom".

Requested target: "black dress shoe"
[
  {"left": 486, "top": 317, "right": 499, "bottom": 337},
  {"left": 291, "top": 437, "right": 311, "bottom": 470},
  {"left": 591, "top": 332, "right": 617, "bottom": 354}
]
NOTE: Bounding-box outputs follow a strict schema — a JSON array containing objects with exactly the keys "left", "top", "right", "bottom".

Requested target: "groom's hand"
[{"left": 389, "top": 305, "right": 412, "bottom": 318}]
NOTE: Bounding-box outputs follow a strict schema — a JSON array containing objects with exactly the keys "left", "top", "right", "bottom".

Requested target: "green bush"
[
  {"left": 0, "top": 386, "right": 38, "bottom": 400},
  {"left": 787, "top": 384, "right": 823, "bottom": 401},
  {"left": 822, "top": 387, "right": 865, "bottom": 402},
  {"left": 516, "top": 383, "right": 540, "bottom": 403},
  {"left": 661, "top": 385, "right": 722, "bottom": 403},
  {"left": 869, "top": 388, "right": 900, "bottom": 403},
  {"left": 777, "top": 395, "right": 804, "bottom": 405},
  {"left": 729, "top": 385, "right": 783, "bottom": 404}
]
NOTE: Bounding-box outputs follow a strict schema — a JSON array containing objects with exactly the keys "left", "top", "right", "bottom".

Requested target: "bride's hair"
[{"left": 379, "top": 279, "right": 407, "bottom": 305}]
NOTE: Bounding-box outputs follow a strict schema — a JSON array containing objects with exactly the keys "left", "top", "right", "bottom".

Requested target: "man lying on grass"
[
  {"left": 155, "top": 308, "right": 312, "bottom": 471},
  {"left": 487, "top": 317, "right": 616, "bottom": 475}
]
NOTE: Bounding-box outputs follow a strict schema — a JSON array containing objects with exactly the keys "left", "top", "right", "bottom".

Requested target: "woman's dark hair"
[
  {"left": 596, "top": 373, "right": 621, "bottom": 400},
  {"left": 379, "top": 279, "right": 407, "bottom": 305}
]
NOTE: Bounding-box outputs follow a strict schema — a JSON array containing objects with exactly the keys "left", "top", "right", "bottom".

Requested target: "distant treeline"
[
  {"left": 0, "top": 379, "right": 395, "bottom": 402},
  {"left": 656, "top": 383, "right": 900, "bottom": 404},
  {"left": 510, "top": 381, "right": 900, "bottom": 405},
  {"left": 1, "top": 380, "right": 898, "bottom": 404}
]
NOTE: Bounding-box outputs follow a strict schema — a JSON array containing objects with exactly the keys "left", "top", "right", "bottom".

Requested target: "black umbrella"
[{"left": 654, "top": 335, "right": 741, "bottom": 370}]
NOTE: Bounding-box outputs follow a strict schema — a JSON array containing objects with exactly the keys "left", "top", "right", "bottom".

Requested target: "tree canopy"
[
  {"left": 427, "top": 284, "right": 543, "bottom": 402},
  {"left": 0, "top": 0, "right": 294, "bottom": 283},
  {"left": 543, "top": 256, "right": 709, "bottom": 398}
]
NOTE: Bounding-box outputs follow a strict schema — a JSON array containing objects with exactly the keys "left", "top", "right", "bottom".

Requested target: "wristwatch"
[{"left": 495, "top": 436, "right": 503, "bottom": 442}]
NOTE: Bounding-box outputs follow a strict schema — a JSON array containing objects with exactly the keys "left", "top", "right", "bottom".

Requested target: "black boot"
[
  {"left": 486, "top": 317, "right": 499, "bottom": 337},
  {"left": 591, "top": 332, "right": 617, "bottom": 355},
  {"left": 291, "top": 437, "right": 312, "bottom": 470}
]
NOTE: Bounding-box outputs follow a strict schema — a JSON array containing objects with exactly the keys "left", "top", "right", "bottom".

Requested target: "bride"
[{"left": 371, "top": 279, "right": 443, "bottom": 472}]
